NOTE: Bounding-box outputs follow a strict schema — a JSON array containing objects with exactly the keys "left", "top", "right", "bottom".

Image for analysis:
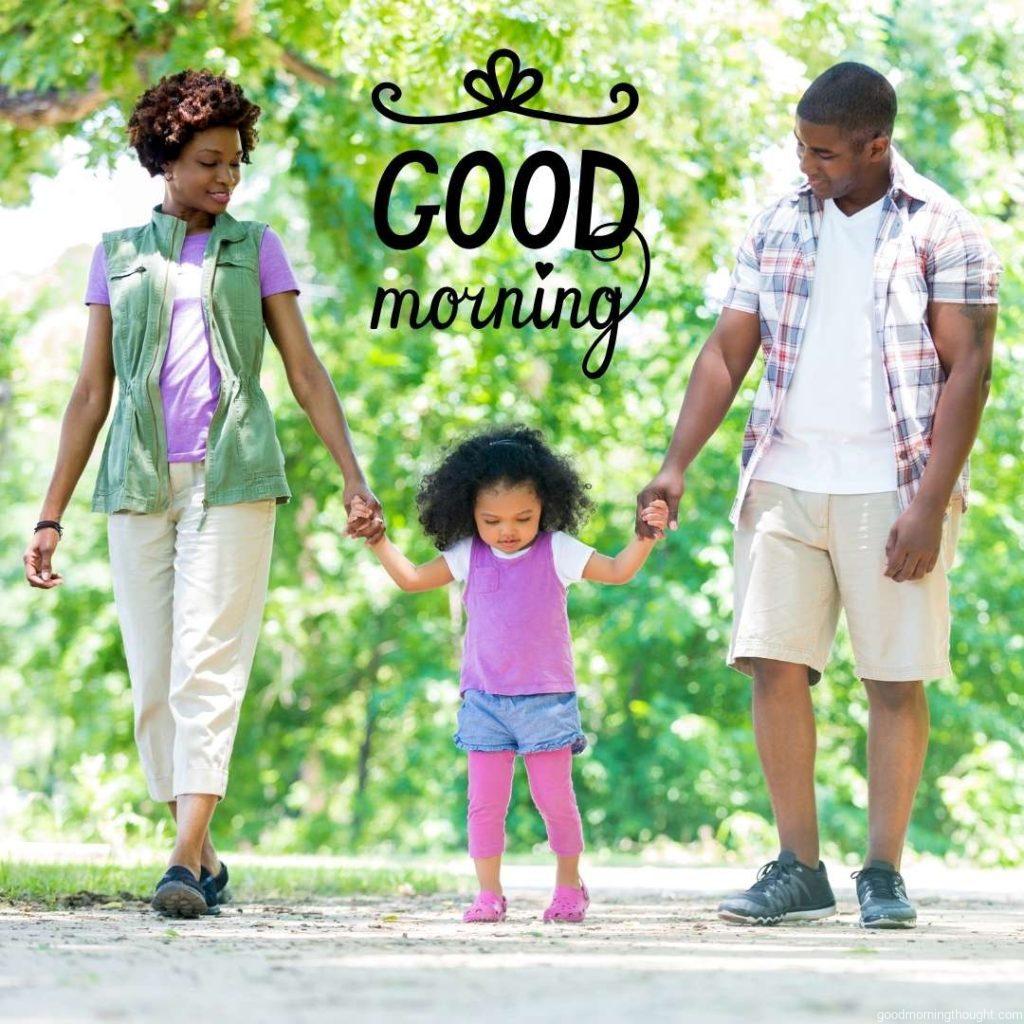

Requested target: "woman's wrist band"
[{"left": 35, "top": 520, "right": 64, "bottom": 538}]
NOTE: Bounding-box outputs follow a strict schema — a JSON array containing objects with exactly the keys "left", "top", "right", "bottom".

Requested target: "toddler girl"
[{"left": 349, "top": 425, "right": 668, "bottom": 923}]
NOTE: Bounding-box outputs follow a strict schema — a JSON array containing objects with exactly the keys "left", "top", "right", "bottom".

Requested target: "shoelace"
[
  {"left": 851, "top": 867, "right": 906, "bottom": 901},
  {"left": 751, "top": 859, "right": 795, "bottom": 897}
]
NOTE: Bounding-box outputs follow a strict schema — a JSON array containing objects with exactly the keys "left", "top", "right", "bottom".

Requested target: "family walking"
[{"left": 24, "top": 62, "right": 999, "bottom": 927}]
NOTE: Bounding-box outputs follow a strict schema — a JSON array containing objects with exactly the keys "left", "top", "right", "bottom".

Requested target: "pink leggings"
[{"left": 467, "top": 747, "right": 584, "bottom": 858}]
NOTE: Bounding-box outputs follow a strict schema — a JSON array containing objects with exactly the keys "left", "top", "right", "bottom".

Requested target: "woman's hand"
[
  {"left": 346, "top": 488, "right": 385, "bottom": 544},
  {"left": 24, "top": 527, "right": 64, "bottom": 589},
  {"left": 638, "top": 499, "right": 670, "bottom": 541}
]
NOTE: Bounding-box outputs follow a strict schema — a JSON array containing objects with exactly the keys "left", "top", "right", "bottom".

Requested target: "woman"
[{"left": 22, "top": 69, "right": 384, "bottom": 917}]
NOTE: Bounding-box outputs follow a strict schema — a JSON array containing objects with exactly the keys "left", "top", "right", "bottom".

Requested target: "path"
[{"left": 2, "top": 858, "right": 1022, "bottom": 1022}]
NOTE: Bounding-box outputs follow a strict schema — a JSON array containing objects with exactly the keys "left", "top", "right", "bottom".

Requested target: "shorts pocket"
[{"left": 738, "top": 478, "right": 776, "bottom": 529}]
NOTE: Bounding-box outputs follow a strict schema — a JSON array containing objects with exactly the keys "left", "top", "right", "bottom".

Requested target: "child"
[{"left": 349, "top": 425, "right": 668, "bottom": 923}]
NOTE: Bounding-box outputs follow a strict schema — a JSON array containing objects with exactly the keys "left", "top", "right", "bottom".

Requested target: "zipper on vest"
[
  {"left": 146, "top": 216, "right": 185, "bottom": 511},
  {"left": 196, "top": 235, "right": 219, "bottom": 532},
  {"left": 197, "top": 229, "right": 232, "bottom": 533}
]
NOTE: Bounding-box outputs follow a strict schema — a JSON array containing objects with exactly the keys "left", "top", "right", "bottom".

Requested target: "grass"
[{"left": 0, "top": 859, "right": 458, "bottom": 909}]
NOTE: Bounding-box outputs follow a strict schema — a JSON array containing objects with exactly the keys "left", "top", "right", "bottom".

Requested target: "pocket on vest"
[
  {"left": 213, "top": 250, "right": 262, "bottom": 324},
  {"left": 95, "top": 396, "right": 135, "bottom": 497},
  {"left": 231, "top": 385, "right": 286, "bottom": 477},
  {"left": 107, "top": 262, "right": 149, "bottom": 325}
]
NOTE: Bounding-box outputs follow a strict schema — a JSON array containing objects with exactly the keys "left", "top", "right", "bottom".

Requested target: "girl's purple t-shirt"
[{"left": 84, "top": 227, "right": 300, "bottom": 462}]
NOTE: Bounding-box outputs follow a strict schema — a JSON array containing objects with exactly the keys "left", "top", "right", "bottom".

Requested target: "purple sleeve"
[
  {"left": 259, "top": 226, "right": 301, "bottom": 298},
  {"left": 84, "top": 242, "right": 110, "bottom": 305}
]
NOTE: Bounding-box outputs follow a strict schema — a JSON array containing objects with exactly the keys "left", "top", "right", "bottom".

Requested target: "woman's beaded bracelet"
[{"left": 35, "top": 520, "right": 64, "bottom": 538}]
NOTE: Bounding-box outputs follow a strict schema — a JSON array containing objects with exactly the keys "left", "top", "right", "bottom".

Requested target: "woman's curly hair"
[
  {"left": 128, "top": 69, "right": 261, "bottom": 176},
  {"left": 417, "top": 424, "right": 595, "bottom": 550}
]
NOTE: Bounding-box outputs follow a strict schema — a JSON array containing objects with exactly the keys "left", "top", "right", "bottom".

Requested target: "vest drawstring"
[{"left": 198, "top": 498, "right": 209, "bottom": 533}]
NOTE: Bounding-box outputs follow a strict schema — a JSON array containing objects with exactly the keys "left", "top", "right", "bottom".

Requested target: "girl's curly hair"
[
  {"left": 417, "top": 424, "right": 594, "bottom": 550},
  {"left": 128, "top": 69, "right": 261, "bottom": 176}
]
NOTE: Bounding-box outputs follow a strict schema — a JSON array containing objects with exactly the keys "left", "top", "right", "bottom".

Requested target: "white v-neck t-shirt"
[{"left": 752, "top": 195, "right": 899, "bottom": 494}]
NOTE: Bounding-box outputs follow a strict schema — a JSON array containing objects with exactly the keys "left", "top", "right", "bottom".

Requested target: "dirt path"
[{"left": 2, "top": 862, "right": 1023, "bottom": 1023}]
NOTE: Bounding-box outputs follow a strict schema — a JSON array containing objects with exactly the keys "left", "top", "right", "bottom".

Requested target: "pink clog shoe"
[
  {"left": 543, "top": 881, "right": 590, "bottom": 923},
  {"left": 462, "top": 890, "right": 508, "bottom": 923}
]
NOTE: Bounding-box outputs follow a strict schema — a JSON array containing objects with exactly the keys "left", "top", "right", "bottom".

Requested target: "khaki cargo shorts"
[{"left": 728, "top": 480, "right": 962, "bottom": 685}]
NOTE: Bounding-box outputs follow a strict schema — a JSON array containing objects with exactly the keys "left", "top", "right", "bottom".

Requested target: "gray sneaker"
[
  {"left": 718, "top": 850, "right": 837, "bottom": 925},
  {"left": 852, "top": 860, "right": 917, "bottom": 929}
]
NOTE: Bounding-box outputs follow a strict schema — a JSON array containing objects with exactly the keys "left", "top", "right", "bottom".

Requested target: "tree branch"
[
  {"left": 0, "top": 80, "right": 110, "bottom": 129},
  {"left": 0, "top": 30, "right": 337, "bottom": 131},
  {"left": 279, "top": 47, "right": 337, "bottom": 87}
]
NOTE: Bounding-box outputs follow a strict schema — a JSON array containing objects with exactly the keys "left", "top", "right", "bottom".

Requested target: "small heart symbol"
[{"left": 535, "top": 262, "right": 553, "bottom": 278}]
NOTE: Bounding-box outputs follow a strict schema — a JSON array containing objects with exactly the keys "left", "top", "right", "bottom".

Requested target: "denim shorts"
[{"left": 454, "top": 689, "right": 588, "bottom": 755}]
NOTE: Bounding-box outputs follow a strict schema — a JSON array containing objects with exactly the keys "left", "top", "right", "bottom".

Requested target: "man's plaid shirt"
[{"left": 723, "top": 148, "right": 1001, "bottom": 526}]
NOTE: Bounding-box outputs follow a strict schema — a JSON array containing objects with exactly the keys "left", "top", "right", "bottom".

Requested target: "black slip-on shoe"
[
  {"left": 852, "top": 860, "right": 917, "bottom": 929},
  {"left": 198, "top": 867, "right": 223, "bottom": 915},
  {"left": 211, "top": 861, "right": 230, "bottom": 904},
  {"left": 718, "top": 849, "right": 837, "bottom": 925},
  {"left": 152, "top": 866, "right": 212, "bottom": 919}
]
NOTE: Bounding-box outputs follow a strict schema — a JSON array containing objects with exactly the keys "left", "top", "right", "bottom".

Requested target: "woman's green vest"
[{"left": 92, "top": 203, "right": 291, "bottom": 515}]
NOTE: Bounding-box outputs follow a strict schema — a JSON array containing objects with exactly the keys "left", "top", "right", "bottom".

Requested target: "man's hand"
[
  {"left": 638, "top": 499, "right": 670, "bottom": 540},
  {"left": 635, "top": 471, "right": 685, "bottom": 539},
  {"left": 884, "top": 502, "right": 946, "bottom": 582}
]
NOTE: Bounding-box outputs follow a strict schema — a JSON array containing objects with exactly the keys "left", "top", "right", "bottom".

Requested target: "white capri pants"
[{"left": 107, "top": 460, "right": 276, "bottom": 801}]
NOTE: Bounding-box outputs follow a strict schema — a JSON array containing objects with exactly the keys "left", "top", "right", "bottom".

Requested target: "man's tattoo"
[{"left": 955, "top": 303, "right": 997, "bottom": 349}]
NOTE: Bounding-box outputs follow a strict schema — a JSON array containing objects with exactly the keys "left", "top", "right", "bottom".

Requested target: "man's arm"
[
  {"left": 636, "top": 306, "right": 762, "bottom": 537},
  {"left": 883, "top": 300, "right": 997, "bottom": 582},
  {"left": 916, "top": 301, "right": 997, "bottom": 511}
]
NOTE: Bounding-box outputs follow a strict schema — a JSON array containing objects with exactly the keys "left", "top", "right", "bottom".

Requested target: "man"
[{"left": 637, "top": 62, "right": 1000, "bottom": 928}]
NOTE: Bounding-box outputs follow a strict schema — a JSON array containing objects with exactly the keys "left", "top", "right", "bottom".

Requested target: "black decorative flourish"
[
  {"left": 372, "top": 48, "right": 638, "bottom": 126},
  {"left": 589, "top": 222, "right": 650, "bottom": 321}
]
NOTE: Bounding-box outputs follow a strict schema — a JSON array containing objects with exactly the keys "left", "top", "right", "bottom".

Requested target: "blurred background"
[{"left": 1, "top": 0, "right": 1021, "bottom": 867}]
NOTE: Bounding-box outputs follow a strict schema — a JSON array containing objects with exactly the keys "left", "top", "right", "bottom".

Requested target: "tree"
[{"left": 2, "top": 0, "right": 1022, "bottom": 862}]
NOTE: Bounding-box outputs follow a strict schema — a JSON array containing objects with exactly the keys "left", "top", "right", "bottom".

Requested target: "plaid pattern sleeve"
[
  {"left": 927, "top": 207, "right": 1002, "bottom": 304},
  {"left": 722, "top": 211, "right": 767, "bottom": 314}
]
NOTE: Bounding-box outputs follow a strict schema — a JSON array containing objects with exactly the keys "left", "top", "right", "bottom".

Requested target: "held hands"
[
  {"left": 347, "top": 491, "right": 386, "bottom": 545},
  {"left": 23, "top": 528, "right": 64, "bottom": 589},
  {"left": 884, "top": 502, "right": 944, "bottom": 583},
  {"left": 638, "top": 499, "right": 670, "bottom": 540},
  {"left": 636, "top": 471, "right": 685, "bottom": 539}
]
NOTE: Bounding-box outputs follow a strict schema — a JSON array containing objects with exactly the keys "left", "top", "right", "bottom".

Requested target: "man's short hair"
[{"left": 797, "top": 62, "right": 897, "bottom": 145}]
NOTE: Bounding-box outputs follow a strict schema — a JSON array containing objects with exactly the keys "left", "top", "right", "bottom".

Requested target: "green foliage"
[
  {"left": 0, "top": 858, "right": 455, "bottom": 907},
  {"left": 1, "top": 1, "right": 1021, "bottom": 864}
]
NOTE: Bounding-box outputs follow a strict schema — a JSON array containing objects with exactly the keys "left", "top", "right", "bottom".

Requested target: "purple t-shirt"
[{"left": 85, "top": 226, "right": 300, "bottom": 462}]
